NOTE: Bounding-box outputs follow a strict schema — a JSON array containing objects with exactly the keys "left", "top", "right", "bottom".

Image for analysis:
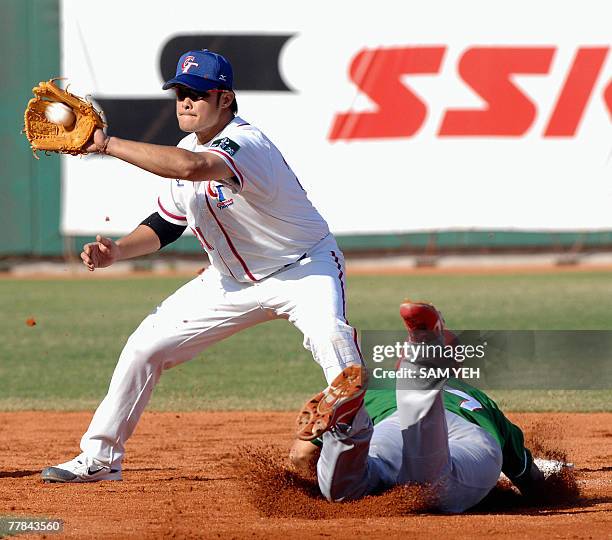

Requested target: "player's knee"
[
  {"left": 307, "top": 319, "right": 350, "bottom": 347},
  {"left": 123, "top": 333, "right": 170, "bottom": 369},
  {"left": 318, "top": 480, "right": 334, "bottom": 502},
  {"left": 317, "top": 470, "right": 347, "bottom": 502},
  {"left": 306, "top": 319, "right": 361, "bottom": 364},
  {"left": 318, "top": 476, "right": 356, "bottom": 503}
]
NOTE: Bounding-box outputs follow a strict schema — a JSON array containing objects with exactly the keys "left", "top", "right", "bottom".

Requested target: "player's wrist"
[
  {"left": 112, "top": 240, "right": 124, "bottom": 262},
  {"left": 100, "top": 135, "right": 113, "bottom": 155}
]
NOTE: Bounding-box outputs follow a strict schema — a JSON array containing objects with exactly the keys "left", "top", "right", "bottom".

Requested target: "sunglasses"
[{"left": 174, "top": 86, "right": 228, "bottom": 102}]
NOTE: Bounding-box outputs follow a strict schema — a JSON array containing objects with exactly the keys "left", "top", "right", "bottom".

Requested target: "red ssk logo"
[{"left": 329, "top": 46, "right": 612, "bottom": 139}]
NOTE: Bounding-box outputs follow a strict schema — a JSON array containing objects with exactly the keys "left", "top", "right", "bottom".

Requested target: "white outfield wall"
[{"left": 61, "top": 0, "right": 612, "bottom": 237}]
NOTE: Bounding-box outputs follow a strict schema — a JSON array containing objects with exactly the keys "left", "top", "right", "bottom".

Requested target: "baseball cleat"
[
  {"left": 41, "top": 453, "right": 121, "bottom": 483},
  {"left": 399, "top": 300, "right": 446, "bottom": 341},
  {"left": 399, "top": 299, "right": 463, "bottom": 352},
  {"left": 296, "top": 365, "right": 367, "bottom": 441}
]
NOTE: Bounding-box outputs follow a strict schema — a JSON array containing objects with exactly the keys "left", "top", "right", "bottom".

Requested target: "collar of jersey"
[{"left": 195, "top": 116, "right": 244, "bottom": 149}]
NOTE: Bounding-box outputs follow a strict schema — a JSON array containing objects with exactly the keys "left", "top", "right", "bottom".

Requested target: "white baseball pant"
[{"left": 80, "top": 234, "right": 362, "bottom": 469}]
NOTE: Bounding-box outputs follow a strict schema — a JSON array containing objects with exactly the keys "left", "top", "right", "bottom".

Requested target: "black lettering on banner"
[
  {"left": 96, "top": 35, "right": 295, "bottom": 146},
  {"left": 160, "top": 35, "right": 294, "bottom": 92}
]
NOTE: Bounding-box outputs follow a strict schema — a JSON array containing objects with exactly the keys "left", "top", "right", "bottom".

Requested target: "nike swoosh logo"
[{"left": 87, "top": 465, "right": 107, "bottom": 475}]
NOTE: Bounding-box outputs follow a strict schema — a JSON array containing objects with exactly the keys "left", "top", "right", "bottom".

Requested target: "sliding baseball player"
[
  {"left": 291, "top": 301, "right": 570, "bottom": 512},
  {"left": 41, "top": 49, "right": 364, "bottom": 483}
]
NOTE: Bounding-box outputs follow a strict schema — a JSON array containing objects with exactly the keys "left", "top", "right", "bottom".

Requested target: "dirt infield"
[{"left": 1, "top": 412, "right": 610, "bottom": 539}]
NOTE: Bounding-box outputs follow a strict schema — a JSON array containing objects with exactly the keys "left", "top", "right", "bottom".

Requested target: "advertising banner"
[{"left": 61, "top": 1, "right": 612, "bottom": 235}]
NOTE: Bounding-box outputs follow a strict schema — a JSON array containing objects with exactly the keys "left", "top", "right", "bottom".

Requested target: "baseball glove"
[{"left": 23, "top": 79, "right": 105, "bottom": 158}]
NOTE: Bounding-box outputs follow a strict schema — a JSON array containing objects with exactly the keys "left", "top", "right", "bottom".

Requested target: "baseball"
[{"left": 45, "top": 102, "right": 76, "bottom": 127}]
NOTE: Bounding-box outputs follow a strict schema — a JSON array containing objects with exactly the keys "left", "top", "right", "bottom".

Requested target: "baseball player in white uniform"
[{"left": 41, "top": 49, "right": 364, "bottom": 483}]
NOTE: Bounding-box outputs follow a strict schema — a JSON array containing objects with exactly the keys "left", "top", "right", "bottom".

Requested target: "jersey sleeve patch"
[{"left": 211, "top": 137, "right": 241, "bottom": 156}]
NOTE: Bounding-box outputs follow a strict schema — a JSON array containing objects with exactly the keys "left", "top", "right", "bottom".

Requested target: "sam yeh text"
[{"left": 373, "top": 367, "right": 481, "bottom": 380}]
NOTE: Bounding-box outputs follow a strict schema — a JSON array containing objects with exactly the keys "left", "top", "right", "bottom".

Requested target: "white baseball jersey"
[{"left": 157, "top": 116, "right": 330, "bottom": 282}]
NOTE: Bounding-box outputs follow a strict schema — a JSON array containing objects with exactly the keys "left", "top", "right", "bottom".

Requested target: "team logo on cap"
[{"left": 181, "top": 55, "right": 199, "bottom": 74}]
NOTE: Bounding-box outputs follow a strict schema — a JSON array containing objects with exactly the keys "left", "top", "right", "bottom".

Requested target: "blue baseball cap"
[{"left": 162, "top": 49, "right": 233, "bottom": 92}]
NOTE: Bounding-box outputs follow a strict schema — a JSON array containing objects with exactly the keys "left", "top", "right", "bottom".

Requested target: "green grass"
[{"left": 0, "top": 271, "right": 611, "bottom": 412}]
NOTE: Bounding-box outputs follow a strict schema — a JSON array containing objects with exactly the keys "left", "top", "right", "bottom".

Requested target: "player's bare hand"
[
  {"left": 85, "top": 129, "right": 110, "bottom": 154},
  {"left": 81, "top": 235, "right": 120, "bottom": 271}
]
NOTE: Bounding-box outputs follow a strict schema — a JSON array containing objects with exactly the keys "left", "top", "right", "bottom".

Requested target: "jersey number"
[{"left": 444, "top": 388, "right": 483, "bottom": 411}]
